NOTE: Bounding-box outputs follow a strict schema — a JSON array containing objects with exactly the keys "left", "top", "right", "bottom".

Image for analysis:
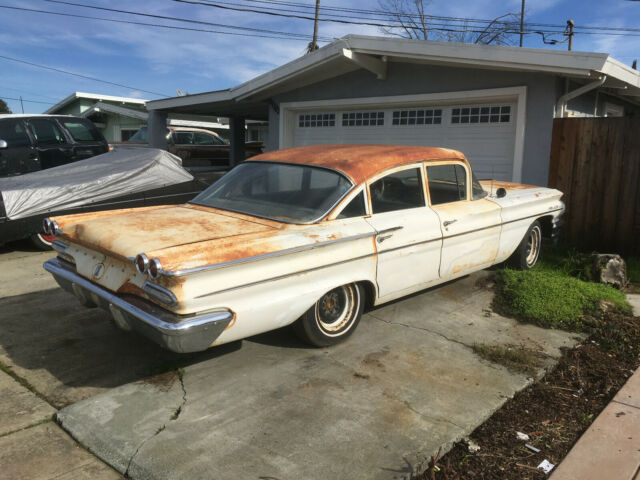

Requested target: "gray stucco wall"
[{"left": 270, "top": 62, "right": 560, "bottom": 186}]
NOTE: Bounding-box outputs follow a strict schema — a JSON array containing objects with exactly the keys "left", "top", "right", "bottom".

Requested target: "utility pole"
[
  {"left": 307, "top": 0, "right": 320, "bottom": 53},
  {"left": 566, "top": 19, "right": 574, "bottom": 51},
  {"left": 519, "top": 0, "right": 525, "bottom": 47},
  {"left": 19, "top": 95, "right": 24, "bottom": 113}
]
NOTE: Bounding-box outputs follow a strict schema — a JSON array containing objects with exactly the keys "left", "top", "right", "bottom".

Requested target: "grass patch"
[
  {"left": 496, "top": 268, "right": 629, "bottom": 330},
  {"left": 472, "top": 344, "right": 543, "bottom": 375}
]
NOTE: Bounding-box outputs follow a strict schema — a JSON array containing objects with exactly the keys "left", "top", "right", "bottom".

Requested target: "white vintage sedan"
[{"left": 43, "top": 145, "right": 564, "bottom": 352}]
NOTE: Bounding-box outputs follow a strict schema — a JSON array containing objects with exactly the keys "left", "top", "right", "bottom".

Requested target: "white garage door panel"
[{"left": 292, "top": 102, "right": 517, "bottom": 181}]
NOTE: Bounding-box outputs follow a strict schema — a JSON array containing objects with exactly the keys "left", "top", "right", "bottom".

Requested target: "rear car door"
[
  {"left": 0, "top": 118, "right": 39, "bottom": 176},
  {"left": 56, "top": 118, "right": 108, "bottom": 159},
  {"left": 426, "top": 162, "right": 502, "bottom": 278},
  {"left": 25, "top": 118, "right": 73, "bottom": 169},
  {"left": 364, "top": 165, "right": 442, "bottom": 299}
]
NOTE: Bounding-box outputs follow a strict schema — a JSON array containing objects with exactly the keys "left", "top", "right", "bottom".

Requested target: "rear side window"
[
  {"left": 0, "top": 119, "right": 31, "bottom": 148},
  {"left": 27, "top": 119, "right": 66, "bottom": 145},
  {"left": 60, "top": 120, "right": 103, "bottom": 142},
  {"left": 173, "top": 132, "right": 194, "bottom": 144},
  {"left": 193, "top": 132, "right": 218, "bottom": 145},
  {"left": 370, "top": 168, "right": 425, "bottom": 214},
  {"left": 427, "top": 164, "right": 467, "bottom": 205},
  {"left": 337, "top": 191, "right": 367, "bottom": 219}
]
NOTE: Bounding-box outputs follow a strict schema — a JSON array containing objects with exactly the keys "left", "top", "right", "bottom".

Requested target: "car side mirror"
[
  {"left": 496, "top": 187, "right": 507, "bottom": 198},
  {"left": 0, "top": 139, "right": 7, "bottom": 149}
]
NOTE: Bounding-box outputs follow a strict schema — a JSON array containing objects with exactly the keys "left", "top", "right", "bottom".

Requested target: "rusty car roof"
[{"left": 248, "top": 145, "right": 467, "bottom": 184}]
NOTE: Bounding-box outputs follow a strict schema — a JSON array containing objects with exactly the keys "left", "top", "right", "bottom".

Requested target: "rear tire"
[
  {"left": 507, "top": 220, "right": 542, "bottom": 270},
  {"left": 29, "top": 233, "right": 55, "bottom": 251},
  {"left": 293, "top": 283, "right": 364, "bottom": 347}
]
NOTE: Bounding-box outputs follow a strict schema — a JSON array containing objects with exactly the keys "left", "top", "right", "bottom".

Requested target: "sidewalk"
[{"left": 550, "top": 294, "right": 640, "bottom": 480}]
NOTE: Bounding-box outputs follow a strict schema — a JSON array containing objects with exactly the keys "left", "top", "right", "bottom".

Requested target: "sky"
[{"left": 0, "top": 0, "right": 638, "bottom": 114}]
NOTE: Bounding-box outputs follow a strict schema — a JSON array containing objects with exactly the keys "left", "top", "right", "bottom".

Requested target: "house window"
[
  {"left": 120, "top": 128, "right": 139, "bottom": 141},
  {"left": 341, "top": 111, "right": 384, "bottom": 127},
  {"left": 451, "top": 105, "right": 511, "bottom": 124},
  {"left": 298, "top": 113, "right": 335, "bottom": 127},
  {"left": 392, "top": 108, "right": 442, "bottom": 126}
]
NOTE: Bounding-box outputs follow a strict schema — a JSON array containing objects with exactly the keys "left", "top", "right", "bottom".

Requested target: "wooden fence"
[{"left": 548, "top": 117, "right": 640, "bottom": 255}]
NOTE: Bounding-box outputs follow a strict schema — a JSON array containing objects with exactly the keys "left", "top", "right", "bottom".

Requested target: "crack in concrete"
[
  {"left": 367, "top": 313, "right": 474, "bottom": 351},
  {"left": 124, "top": 370, "right": 188, "bottom": 478},
  {"left": 366, "top": 313, "right": 503, "bottom": 372}
]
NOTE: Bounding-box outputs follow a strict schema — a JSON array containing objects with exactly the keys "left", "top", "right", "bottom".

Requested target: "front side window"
[
  {"left": 27, "top": 119, "right": 66, "bottom": 145},
  {"left": 192, "top": 162, "right": 352, "bottom": 223},
  {"left": 426, "top": 164, "right": 467, "bottom": 205},
  {"left": 0, "top": 119, "right": 31, "bottom": 148},
  {"left": 60, "top": 120, "right": 103, "bottom": 142},
  {"left": 370, "top": 167, "right": 425, "bottom": 214},
  {"left": 337, "top": 191, "right": 367, "bottom": 219},
  {"left": 471, "top": 171, "right": 487, "bottom": 200},
  {"left": 193, "top": 132, "right": 223, "bottom": 145}
]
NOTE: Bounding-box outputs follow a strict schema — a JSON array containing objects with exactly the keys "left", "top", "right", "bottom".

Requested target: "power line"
[
  {"left": 0, "top": 54, "right": 169, "bottom": 97},
  {"left": 0, "top": 96, "right": 55, "bottom": 105},
  {"left": 0, "top": 5, "right": 329, "bottom": 42},
  {"left": 0, "top": 85, "right": 60, "bottom": 101},
  {"left": 40, "top": 0, "right": 325, "bottom": 40}
]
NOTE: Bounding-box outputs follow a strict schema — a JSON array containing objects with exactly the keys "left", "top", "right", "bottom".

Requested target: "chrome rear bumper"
[{"left": 43, "top": 258, "right": 233, "bottom": 353}]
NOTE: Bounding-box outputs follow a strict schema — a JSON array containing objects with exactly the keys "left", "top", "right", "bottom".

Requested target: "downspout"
[{"left": 555, "top": 75, "right": 606, "bottom": 118}]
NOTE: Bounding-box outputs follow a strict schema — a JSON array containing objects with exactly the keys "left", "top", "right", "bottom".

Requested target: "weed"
[{"left": 472, "top": 344, "right": 543, "bottom": 375}]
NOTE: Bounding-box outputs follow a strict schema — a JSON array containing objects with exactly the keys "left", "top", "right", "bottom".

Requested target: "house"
[
  {"left": 44, "top": 92, "right": 230, "bottom": 142},
  {"left": 145, "top": 35, "right": 640, "bottom": 186}
]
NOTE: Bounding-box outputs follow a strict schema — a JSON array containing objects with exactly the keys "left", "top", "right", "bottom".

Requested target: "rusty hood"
[{"left": 57, "top": 204, "right": 283, "bottom": 260}]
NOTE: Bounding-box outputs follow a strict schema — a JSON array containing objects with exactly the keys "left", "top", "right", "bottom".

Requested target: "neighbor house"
[
  {"left": 144, "top": 35, "right": 640, "bottom": 186},
  {"left": 44, "top": 92, "right": 231, "bottom": 142}
]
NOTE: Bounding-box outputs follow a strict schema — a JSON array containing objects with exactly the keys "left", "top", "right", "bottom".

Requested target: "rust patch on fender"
[{"left": 479, "top": 180, "right": 538, "bottom": 191}]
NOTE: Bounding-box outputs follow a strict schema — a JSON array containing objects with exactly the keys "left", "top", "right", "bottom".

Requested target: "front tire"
[
  {"left": 293, "top": 283, "right": 364, "bottom": 347},
  {"left": 507, "top": 220, "right": 542, "bottom": 270},
  {"left": 29, "top": 233, "right": 55, "bottom": 251}
]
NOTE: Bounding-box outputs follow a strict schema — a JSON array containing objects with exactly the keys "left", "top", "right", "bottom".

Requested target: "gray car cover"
[{"left": 0, "top": 147, "right": 194, "bottom": 220}]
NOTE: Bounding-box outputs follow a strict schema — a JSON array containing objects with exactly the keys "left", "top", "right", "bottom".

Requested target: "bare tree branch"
[{"left": 377, "top": 0, "right": 519, "bottom": 45}]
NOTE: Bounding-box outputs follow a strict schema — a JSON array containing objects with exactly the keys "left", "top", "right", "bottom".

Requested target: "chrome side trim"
[
  {"left": 52, "top": 240, "right": 68, "bottom": 254},
  {"left": 143, "top": 281, "right": 178, "bottom": 306},
  {"left": 196, "top": 251, "right": 377, "bottom": 299},
  {"left": 160, "top": 231, "right": 377, "bottom": 277}
]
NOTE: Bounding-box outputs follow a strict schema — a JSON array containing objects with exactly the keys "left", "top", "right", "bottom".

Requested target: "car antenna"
[{"left": 491, "top": 165, "right": 494, "bottom": 197}]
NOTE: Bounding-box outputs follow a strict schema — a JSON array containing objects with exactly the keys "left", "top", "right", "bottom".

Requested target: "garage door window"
[
  {"left": 370, "top": 168, "right": 425, "bottom": 214},
  {"left": 392, "top": 108, "right": 442, "bottom": 126},
  {"left": 427, "top": 164, "right": 467, "bottom": 205},
  {"left": 342, "top": 111, "right": 384, "bottom": 127},
  {"left": 298, "top": 113, "right": 335, "bottom": 127},
  {"left": 452, "top": 105, "right": 511, "bottom": 124}
]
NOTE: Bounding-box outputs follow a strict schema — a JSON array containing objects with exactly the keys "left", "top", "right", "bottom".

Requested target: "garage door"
[{"left": 292, "top": 102, "right": 517, "bottom": 181}]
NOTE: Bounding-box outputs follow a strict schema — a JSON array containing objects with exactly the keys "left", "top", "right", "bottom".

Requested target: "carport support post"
[
  {"left": 147, "top": 110, "right": 168, "bottom": 150},
  {"left": 229, "top": 116, "right": 246, "bottom": 166}
]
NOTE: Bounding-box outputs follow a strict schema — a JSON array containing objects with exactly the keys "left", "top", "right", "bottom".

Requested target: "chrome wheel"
[
  {"left": 315, "top": 285, "right": 360, "bottom": 336},
  {"left": 525, "top": 225, "right": 541, "bottom": 267}
]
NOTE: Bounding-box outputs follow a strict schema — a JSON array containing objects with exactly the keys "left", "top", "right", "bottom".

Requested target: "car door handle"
[
  {"left": 443, "top": 219, "right": 457, "bottom": 227},
  {"left": 376, "top": 226, "right": 403, "bottom": 243}
]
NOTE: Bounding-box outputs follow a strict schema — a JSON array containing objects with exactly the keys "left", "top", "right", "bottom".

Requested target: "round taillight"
[
  {"left": 51, "top": 220, "right": 61, "bottom": 235},
  {"left": 43, "top": 218, "right": 52, "bottom": 234},
  {"left": 135, "top": 254, "right": 149, "bottom": 274},
  {"left": 149, "top": 258, "right": 162, "bottom": 279}
]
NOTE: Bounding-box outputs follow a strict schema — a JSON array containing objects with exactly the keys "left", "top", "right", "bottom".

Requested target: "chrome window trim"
[{"left": 190, "top": 161, "right": 355, "bottom": 225}]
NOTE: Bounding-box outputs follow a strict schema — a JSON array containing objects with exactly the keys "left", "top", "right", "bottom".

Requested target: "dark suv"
[{"left": 0, "top": 115, "right": 108, "bottom": 177}]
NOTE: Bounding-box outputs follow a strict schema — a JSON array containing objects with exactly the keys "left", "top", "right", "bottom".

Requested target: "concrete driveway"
[{"left": 1, "top": 243, "right": 580, "bottom": 479}]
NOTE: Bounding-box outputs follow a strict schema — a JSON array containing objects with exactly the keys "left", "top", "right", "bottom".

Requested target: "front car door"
[
  {"left": 425, "top": 162, "right": 502, "bottom": 278},
  {"left": 364, "top": 164, "right": 442, "bottom": 300}
]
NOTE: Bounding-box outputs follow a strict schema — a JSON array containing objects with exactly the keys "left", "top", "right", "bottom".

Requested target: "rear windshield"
[
  {"left": 192, "top": 162, "right": 353, "bottom": 223},
  {"left": 60, "top": 120, "right": 103, "bottom": 142}
]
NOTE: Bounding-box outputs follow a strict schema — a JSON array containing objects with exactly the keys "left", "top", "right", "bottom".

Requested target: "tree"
[
  {"left": 0, "top": 99, "right": 11, "bottom": 114},
  {"left": 378, "top": 0, "right": 520, "bottom": 46}
]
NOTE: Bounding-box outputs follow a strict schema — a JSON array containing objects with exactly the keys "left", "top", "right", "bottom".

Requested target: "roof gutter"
[{"left": 555, "top": 75, "right": 606, "bottom": 118}]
